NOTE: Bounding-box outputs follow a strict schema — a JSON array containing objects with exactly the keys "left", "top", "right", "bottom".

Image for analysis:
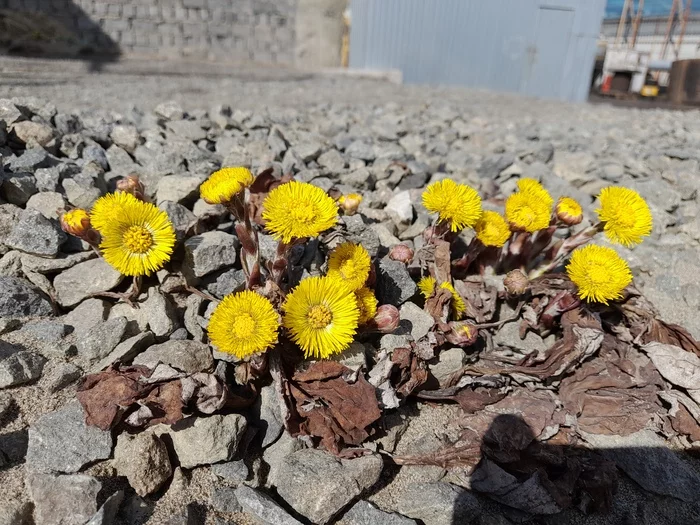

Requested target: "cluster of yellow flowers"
[{"left": 420, "top": 177, "right": 652, "bottom": 305}]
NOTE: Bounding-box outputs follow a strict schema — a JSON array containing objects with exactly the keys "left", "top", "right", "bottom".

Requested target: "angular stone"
[
  {"left": 155, "top": 100, "right": 185, "bottom": 120},
  {"left": 0, "top": 343, "right": 47, "bottom": 389},
  {"left": 163, "top": 414, "right": 247, "bottom": 469},
  {"left": 110, "top": 124, "right": 140, "bottom": 153},
  {"left": 82, "top": 143, "right": 109, "bottom": 170},
  {"left": 156, "top": 175, "right": 202, "bottom": 204},
  {"left": 430, "top": 348, "right": 466, "bottom": 385},
  {"left": 27, "top": 472, "right": 101, "bottom": 525},
  {"left": 43, "top": 362, "right": 83, "bottom": 393},
  {"left": 26, "top": 191, "right": 67, "bottom": 220},
  {"left": 275, "top": 449, "right": 383, "bottom": 524},
  {"left": 212, "top": 459, "right": 249, "bottom": 483},
  {"left": 376, "top": 258, "right": 418, "bottom": 306},
  {"left": 6, "top": 209, "right": 66, "bottom": 257},
  {"left": 114, "top": 432, "right": 172, "bottom": 496},
  {"left": 159, "top": 200, "right": 196, "bottom": 241},
  {"left": 210, "top": 487, "right": 242, "bottom": 514},
  {"left": 54, "top": 258, "right": 122, "bottom": 307},
  {"left": 85, "top": 490, "right": 124, "bottom": 525},
  {"left": 235, "top": 485, "right": 303, "bottom": 525},
  {"left": 62, "top": 178, "right": 102, "bottom": 209},
  {"left": 35, "top": 166, "right": 61, "bottom": 192},
  {"left": 184, "top": 231, "right": 238, "bottom": 278},
  {"left": 346, "top": 140, "right": 375, "bottom": 161},
  {"left": 63, "top": 298, "right": 109, "bottom": 336},
  {"left": 343, "top": 500, "right": 417, "bottom": 525},
  {"left": 167, "top": 120, "right": 208, "bottom": 142},
  {"left": 91, "top": 331, "right": 155, "bottom": 372},
  {"left": 254, "top": 383, "right": 284, "bottom": 449},
  {"left": 385, "top": 190, "right": 414, "bottom": 229},
  {"left": 2, "top": 173, "right": 37, "bottom": 205},
  {"left": 132, "top": 340, "right": 213, "bottom": 374},
  {"left": 263, "top": 431, "right": 306, "bottom": 488},
  {"left": 0, "top": 276, "right": 53, "bottom": 318},
  {"left": 26, "top": 400, "right": 112, "bottom": 474},
  {"left": 206, "top": 268, "right": 246, "bottom": 298},
  {"left": 77, "top": 316, "right": 128, "bottom": 364},
  {"left": 399, "top": 302, "right": 434, "bottom": 341},
  {"left": 318, "top": 149, "right": 346, "bottom": 172},
  {"left": 0, "top": 501, "right": 32, "bottom": 525},
  {"left": 396, "top": 482, "right": 482, "bottom": 525},
  {"left": 10, "top": 120, "right": 54, "bottom": 146}
]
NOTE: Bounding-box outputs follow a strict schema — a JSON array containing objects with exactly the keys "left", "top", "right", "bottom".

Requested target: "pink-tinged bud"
[
  {"left": 389, "top": 244, "right": 414, "bottom": 264},
  {"left": 445, "top": 321, "right": 478, "bottom": 347},
  {"left": 372, "top": 304, "right": 400, "bottom": 333},
  {"left": 555, "top": 197, "right": 583, "bottom": 226},
  {"left": 338, "top": 193, "right": 363, "bottom": 216},
  {"left": 504, "top": 269, "right": 529, "bottom": 296},
  {"left": 117, "top": 174, "right": 147, "bottom": 201}
]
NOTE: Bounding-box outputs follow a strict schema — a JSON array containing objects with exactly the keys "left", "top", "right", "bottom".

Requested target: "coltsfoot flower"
[
  {"left": 90, "top": 191, "right": 140, "bottom": 232},
  {"left": 99, "top": 197, "right": 176, "bottom": 276},
  {"left": 60, "top": 208, "right": 91, "bottom": 237},
  {"left": 556, "top": 197, "right": 583, "bottom": 226},
  {"left": 517, "top": 178, "right": 554, "bottom": 209},
  {"left": 282, "top": 276, "right": 359, "bottom": 358},
  {"left": 418, "top": 276, "right": 466, "bottom": 319},
  {"left": 566, "top": 244, "right": 632, "bottom": 305},
  {"left": 474, "top": 211, "right": 511, "bottom": 247},
  {"left": 505, "top": 191, "right": 551, "bottom": 232},
  {"left": 116, "top": 174, "right": 146, "bottom": 201},
  {"left": 262, "top": 181, "right": 338, "bottom": 244},
  {"left": 338, "top": 193, "right": 363, "bottom": 215},
  {"left": 207, "top": 290, "right": 279, "bottom": 359},
  {"left": 327, "top": 242, "right": 371, "bottom": 291},
  {"left": 354, "top": 287, "right": 378, "bottom": 325},
  {"left": 504, "top": 269, "right": 529, "bottom": 296},
  {"left": 389, "top": 244, "right": 414, "bottom": 264},
  {"left": 373, "top": 304, "right": 400, "bottom": 333},
  {"left": 596, "top": 186, "right": 652, "bottom": 247},
  {"left": 422, "top": 178, "right": 482, "bottom": 232},
  {"left": 200, "top": 167, "right": 254, "bottom": 205}
]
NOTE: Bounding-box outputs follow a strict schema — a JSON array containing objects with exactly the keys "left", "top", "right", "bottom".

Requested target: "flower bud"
[
  {"left": 117, "top": 174, "right": 147, "bottom": 201},
  {"left": 372, "top": 304, "right": 400, "bottom": 333},
  {"left": 338, "top": 193, "right": 363, "bottom": 216},
  {"left": 504, "top": 269, "right": 529, "bottom": 296},
  {"left": 555, "top": 197, "right": 583, "bottom": 226},
  {"left": 60, "top": 208, "right": 100, "bottom": 246},
  {"left": 445, "top": 321, "right": 478, "bottom": 347},
  {"left": 389, "top": 244, "right": 414, "bottom": 264}
]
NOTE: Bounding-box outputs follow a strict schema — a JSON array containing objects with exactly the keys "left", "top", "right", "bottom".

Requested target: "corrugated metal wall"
[{"left": 349, "top": 0, "right": 606, "bottom": 102}]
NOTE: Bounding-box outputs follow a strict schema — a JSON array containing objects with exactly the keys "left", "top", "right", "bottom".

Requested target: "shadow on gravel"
[{"left": 0, "top": 0, "right": 119, "bottom": 71}]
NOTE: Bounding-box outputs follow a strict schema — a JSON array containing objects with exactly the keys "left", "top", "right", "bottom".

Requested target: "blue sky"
[{"left": 606, "top": 0, "right": 697, "bottom": 17}]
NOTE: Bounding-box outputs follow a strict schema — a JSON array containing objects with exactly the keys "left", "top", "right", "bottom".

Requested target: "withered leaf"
[{"left": 142, "top": 380, "right": 183, "bottom": 427}]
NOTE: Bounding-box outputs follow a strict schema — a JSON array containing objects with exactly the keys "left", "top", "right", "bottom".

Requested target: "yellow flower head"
[
  {"left": 417, "top": 276, "right": 465, "bottom": 319},
  {"left": 474, "top": 211, "right": 511, "bottom": 247},
  {"left": 596, "top": 186, "right": 652, "bottom": 247},
  {"left": 505, "top": 191, "right": 552, "bottom": 232},
  {"left": 327, "top": 242, "right": 371, "bottom": 291},
  {"left": 517, "top": 178, "right": 554, "bottom": 209},
  {"left": 262, "top": 181, "right": 338, "bottom": 244},
  {"left": 200, "top": 167, "right": 254, "bottom": 205},
  {"left": 566, "top": 244, "right": 633, "bottom": 305},
  {"left": 99, "top": 198, "right": 176, "bottom": 276},
  {"left": 207, "top": 291, "right": 279, "bottom": 359},
  {"left": 555, "top": 197, "right": 583, "bottom": 226},
  {"left": 90, "top": 191, "right": 140, "bottom": 233},
  {"left": 354, "top": 287, "right": 378, "bottom": 325},
  {"left": 422, "top": 179, "right": 482, "bottom": 232},
  {"left": 60, "top": 209, "right": 91, "bottom": 237},
  {"left": 282, "top": 276, "right": 359, "bottom": 359},
  {"left": 338, "top": 193, "right": 363, "bottom": 216}
]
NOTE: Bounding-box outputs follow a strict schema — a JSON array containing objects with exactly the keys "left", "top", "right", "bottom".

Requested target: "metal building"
[{"left": 349, "top": 0, "right": 607, "bottom": 102}]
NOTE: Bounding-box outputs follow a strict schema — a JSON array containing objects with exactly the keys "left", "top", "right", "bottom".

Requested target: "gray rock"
[
  {"left": 54, "top": 258, "right": 122, "bottom": 307},
  {"left": 492, "top": 321, "right": 547, "bottom": 355},
  {"left": 212, "top": 459, "right": 249, "bottom": 483},
  {"left": 294, "top": 141, "right": 324, "bottom": 162},
  {"left": 132, "top": 340, "right": 214, "bottom": 374},
  {"left": 91, "top": 331, "right": 155, "bottom": 372},
  {"left": 344, "top": 167, "right": 375, "bottom": 190},
  {"left": 35, "top": 166, "right": 61, "bottom": 192},
  {"left": 110, "top": 124, "right": 140, "bottom": 153},
  {"left": 155, "top": 100, "right": 185, "bottom": 120},
  {"left": 210, "top": 487, "right": 242, "bottom": 514},
  {"left": 318, "top": 149, "right": 346, "bottom": 172},
  {"left": 0, "top": 276, "right": 53, "bottom": 318},
  {"left": 0, "top": 98, "right": 23, "bottom": 124},
  {"left": 343, "top": 500, "right": 417, "bottom": 525},
  {"left": 77, "top": 317, "right": 128, "bottom": 364},
  {"left": 63, "top": 298, "right": 109, "bottom": 337},
  {"left": 396, "top": 482, "right": 482, "bottom": 525},
  {"left": 275, "top": 448, "right": 383, "bottom": 524},
  {"left": 6, "top": 148, "right": 56, "bottom": 172},
  {"left": 10, "top": 120, "right": 54, "bottom": 146},
  {"left": 385, "top": 190, "right": 414, "bottom": 229},
  {"left": 112, "top": 287, "right": 177, "bottom": 338},
  {"left": 85, "top": 490, "right": 124, "bottom": 525},
  {"left": 254, "top": 383, "right": 284, "bottom": 449},
  {"left": 430, "top": 348, "right": 466, "bottom": 385},
  {"left": 346, "top": 140, "right": 375, "bottom": 161},
  {"left": 54, "top": 112, "right": 82, "bottom": 135},
  {"left": 268, "top": 127, "right": 288, "bottom": 159},
  {"left": 0, "top": 391, "right": 12, "bottom": 419},
  {"left": 376, "top": 258, "right": 418, "bottom": 306},
  {"left": 11, "top": 96, "right": 56, "bottom": 121},
  {"left": 399, "top": 302, "right": 434, "bottom": 341},
  {"left": 156, "top": 174, "right": 202, "bottom": 204},
  {"left": 263, "top": 431, "right": 306, "bottom": 488},
  {"left": 82, "top": 144, "right": 109, "bottom": 170},
  {"left": 2, "top": 172, "right": 37, "bottom": 206},
  {"left": 114, "top": 432, "right": 172, "bottom": 497},
  {"left": 43, "top": 362, "right": 83, "bottom": 393},
  {"left": 159, "top": 200, "right": 196, "bottom": 241},
  {"left": 0, "top": 501, "right": 32, "bottom": 525},
  {"left": 62, "top": 178, "right": 102, "bottom": 209},
  {"left": 163, "top": 414, "right": 247, "bottom": 469},
  {"left": 184, "top": 231, "right": 239, "bottom": 278},
  {"left": 371, "top": 223, "right": 401, "bottom": 248},
  {"left": 6, "top": 209, "right": 66, "bottom": 256},
  {"left": 580, "top": 430, "right": 700, "bottom": 502},
  {"left": 0, "top": 342, "right": 47, "bottom": 389},
  {"left": 206, "top": 268, "right": 246, "bottom": 298},
  {"left": 25, "top": 191, "right": 66, "bottom": 220},
  {"left": 235, "top": 485, "right": 303, "bottom": 525},
  {"left": 26, "top": 400, "right": 112, "bottom": 474},
  {"left": 330, "top": 341, "right": 367, "bottom": 372},
  {"left": 27, "top": 472, "right": 101, "bottom": 525},
  {"left": 348, "top": 227, "right": 381, "bottom": 258}
]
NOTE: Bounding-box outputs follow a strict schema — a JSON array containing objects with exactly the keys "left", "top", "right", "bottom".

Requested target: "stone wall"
[{"left": 0, "top": 0, "right": 298, "bottom": 64}]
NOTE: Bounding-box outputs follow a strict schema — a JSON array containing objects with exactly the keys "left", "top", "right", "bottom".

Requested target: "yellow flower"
[
  {"left": 517, "top": 178, "right": 554, "bottom": 209},
  {"left": 282, "top": 276, "right": 359, "bottom": 359},
  {"left": 555, "top": 197, "right": 583, "bottom": 226},
  {"left": 90, "top": 191, "right": 140, "bottom": 232},
  {"left": 354, "top": 287, "right": 378, "bottom": 325},
  {"left": 505, "top": 191, "right": 552, "bottom": 232},
  {"left": 99, "top": 197, "right": 176, "bottom": 276},
  {"left": 474, "top": 211, "right": 511, "bottom": 247},
  {"left": 566, "top": 245, "right": 632, "bottom": 305},
  {"left": 60, "top": 209, "right": 91, "bottom": 237},
  {"left": 327, "top": 242, "right": 371, "bottom": 291},
  {"left": 417, "top": 276, "right": 465, "bottom": 319},
  {"left": 596, "top": 186, "right": 652, "bottom": 247},
  {"left": 262, "top": 181, "right": 338, "bottom": 244},
  {"left": 338, "top": 193, "right": 363, "bottom": 215},
  {"left": 422, "top": 178, "right": 482, "bottom": 232},
  {"left": 200, "top": 167, "right": 254, "bottom": 205},
  {"left": 207, "top": 291, "right": 279, "bottom": 359}
]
